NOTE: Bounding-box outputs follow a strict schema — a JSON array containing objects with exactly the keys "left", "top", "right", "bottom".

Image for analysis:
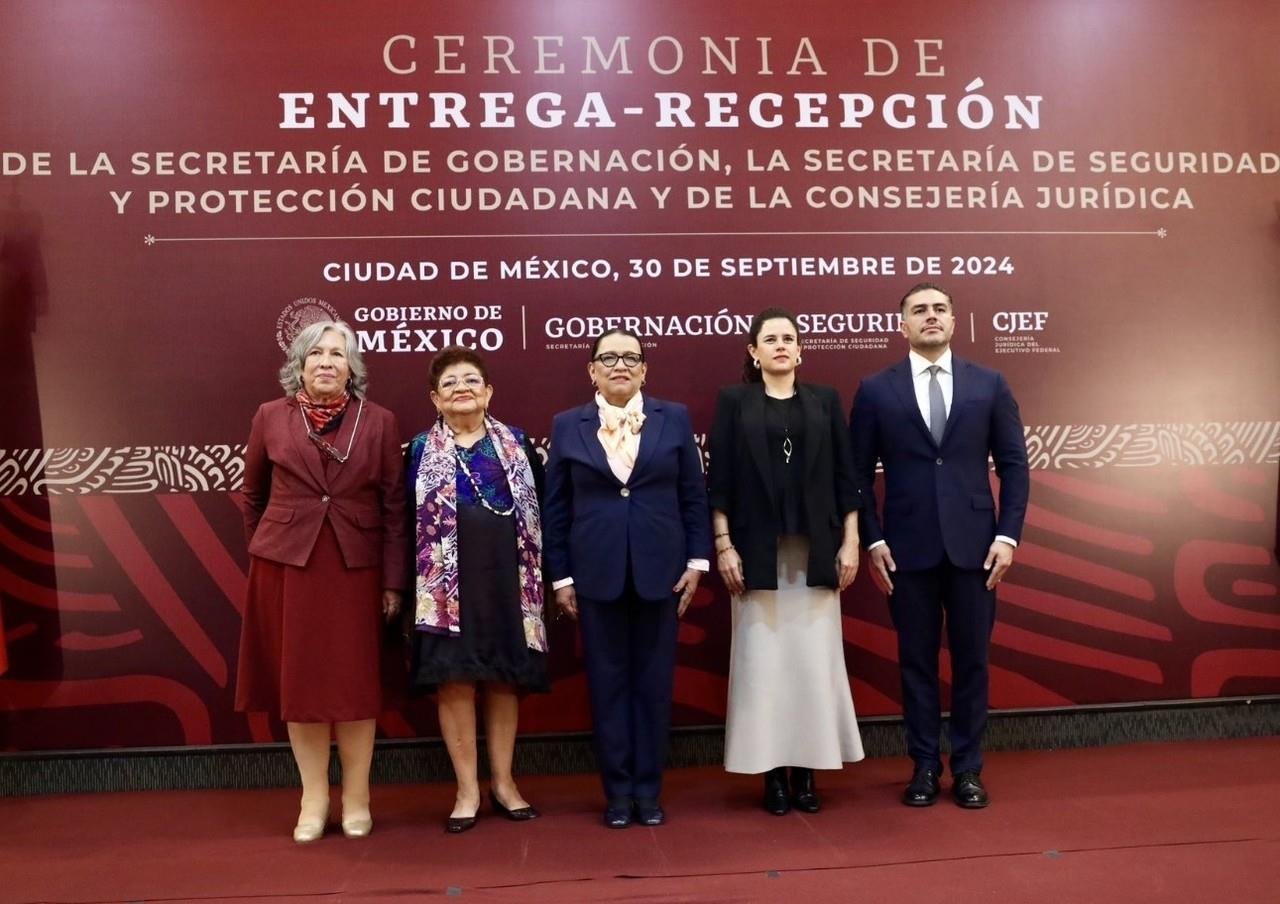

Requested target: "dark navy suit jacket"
[
  {"left": 849, "top": 356, "right": 1029, "bottom": 571},
  {"left": 543, "top": 396, "right": 712, "bottom": 601}
]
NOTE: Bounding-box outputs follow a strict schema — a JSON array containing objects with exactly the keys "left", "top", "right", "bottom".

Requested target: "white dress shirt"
[{"left": 910, "top": 348, "right": 953, "bottom": 427}]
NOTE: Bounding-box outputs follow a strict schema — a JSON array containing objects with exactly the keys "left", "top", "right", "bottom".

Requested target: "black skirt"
[{"left": 409, "top": 502, "right": 549, "bottom": 693}]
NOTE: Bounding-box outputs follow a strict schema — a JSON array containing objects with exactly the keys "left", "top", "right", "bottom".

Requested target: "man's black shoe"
[
  {"left": 952, "top": 772, "right": 989, "bottom": 809},
  {"left": 902, "top": 766, "right": 941, "bottom": 807}
]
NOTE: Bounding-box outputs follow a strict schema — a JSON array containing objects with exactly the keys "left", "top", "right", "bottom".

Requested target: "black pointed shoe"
[
  {"left": 902, "top": 765, "right": 941, "bottom": 807},
  {"left": 490, "top": 790, "right": 540, "bottom": 821},
  {"left": 763, "top": 767, "right": 791, "bottom": 815},
  {"left": 445, "top": 814, "right": 478, "bottom": 833},
  {"left": 952, "top": 772, "right": 989, "bottom": 809},
  {"left": 790, "top": 767, "right": 820, "bottom": 813}
]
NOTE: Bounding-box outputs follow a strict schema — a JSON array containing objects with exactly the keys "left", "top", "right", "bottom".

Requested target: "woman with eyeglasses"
[
  {"left": 236, "top": 320, "right": 406, "bottom": 843},
  {"left": 405, "top": 346, "right": 549, "bottom": 833},
  {"left": 707, "top": 307, "right": 865, "bottom": 816},
  {"left": 543, "top": 329, "right": 712, "bottom": 829}
]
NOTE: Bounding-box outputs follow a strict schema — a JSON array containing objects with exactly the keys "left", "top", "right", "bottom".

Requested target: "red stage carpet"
[{"left": 3, "top": 737, "right": 1278, "bottom": 903}]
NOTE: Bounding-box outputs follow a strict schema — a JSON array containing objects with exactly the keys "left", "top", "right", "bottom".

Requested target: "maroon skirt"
[{"left": 235, "top": 521, "right": 384, "bottom": 722}]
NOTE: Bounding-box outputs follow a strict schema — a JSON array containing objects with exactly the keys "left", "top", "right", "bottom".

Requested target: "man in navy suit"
[
  {"left": 849, "top": 283, "right": 1029, "bottom": 809},
  {"left": 543, "top": 329, "right": 712, "bottom": 828}
]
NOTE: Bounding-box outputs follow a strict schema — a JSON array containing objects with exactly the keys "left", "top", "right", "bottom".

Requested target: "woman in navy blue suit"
[{"left": 543, "top": 329, "right": 712, "bottom": 829}]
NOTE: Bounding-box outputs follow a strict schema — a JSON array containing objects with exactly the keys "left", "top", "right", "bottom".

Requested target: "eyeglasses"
[
  {"left": 592, "top": 352, "right": 644, "bottom": 368},
  {"left": 438, "top": 375, "right": 486, "bottom": 393}
]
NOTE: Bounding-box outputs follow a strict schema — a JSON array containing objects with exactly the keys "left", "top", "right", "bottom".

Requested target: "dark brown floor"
[{"left": 3, "top": 737, "right": 1278, "bottom": 903}]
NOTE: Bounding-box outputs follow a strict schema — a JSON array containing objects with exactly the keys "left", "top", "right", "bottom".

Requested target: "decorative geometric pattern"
[
  {"left": 1024, "top": 422, "right": 1280, "bottom": 469},
  {"left": 0, "top": 447, "right": 245, "bottom": 496},
  {"left": 1, "top": 422, "right": 1277, "bottom": 495}
]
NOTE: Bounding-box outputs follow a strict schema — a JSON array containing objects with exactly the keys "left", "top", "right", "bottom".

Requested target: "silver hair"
[{"left": 278, "top": 320, "right": 368, "bottom": 398}]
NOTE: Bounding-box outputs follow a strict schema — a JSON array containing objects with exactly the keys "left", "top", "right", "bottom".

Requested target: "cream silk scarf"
[{"left": 595, "top": 391, "right": 645, "bottom": 480}]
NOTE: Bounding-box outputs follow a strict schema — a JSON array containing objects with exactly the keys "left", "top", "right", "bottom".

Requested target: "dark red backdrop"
[{"left": 1, "top": 0, "right": 1277, "bottom": 750}]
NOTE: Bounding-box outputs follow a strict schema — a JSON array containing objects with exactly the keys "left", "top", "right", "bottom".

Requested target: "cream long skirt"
[{"left": 723, "top": 535, "right": 865, "bottom": 773}]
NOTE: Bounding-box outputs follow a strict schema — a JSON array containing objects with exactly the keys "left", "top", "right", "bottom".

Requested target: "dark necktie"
[{"left": 927, "top": 365, "right": 946, "bottom": 445}]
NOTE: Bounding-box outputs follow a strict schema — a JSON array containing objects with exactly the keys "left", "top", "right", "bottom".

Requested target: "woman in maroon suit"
[{"left": 235, "top": 320, "right": 406, "bottom": 843}]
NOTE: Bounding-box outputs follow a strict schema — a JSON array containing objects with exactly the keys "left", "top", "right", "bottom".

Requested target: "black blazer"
[{"left": 707, "top": 382, "right": 861, "bottom": 590}]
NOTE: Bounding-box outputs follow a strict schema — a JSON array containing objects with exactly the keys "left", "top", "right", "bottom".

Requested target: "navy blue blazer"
[
  {"left": 543, "top": 396, "right": 713, "bottom": 601},
  {"left": 849, "top": 356, "right": 1029, "bottom": 572}
]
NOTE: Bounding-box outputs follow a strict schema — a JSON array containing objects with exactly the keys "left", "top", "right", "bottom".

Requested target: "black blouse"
[{"left": 763, "top": 395, "right": 806, "bottom": 536}]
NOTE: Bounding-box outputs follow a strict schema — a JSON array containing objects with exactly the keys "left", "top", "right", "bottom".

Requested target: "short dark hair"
[
  {"left": 589, "top": 328, "right": 644, "bottom": 360},
  {"left": 428, "top": 345, "right": 489, "bottom": 391},
  {"left": 743, "top": 307, "right": 800, "bottom": 383},
  {"left": 900, "top": 282, "right": 953, "bottom": 312}
]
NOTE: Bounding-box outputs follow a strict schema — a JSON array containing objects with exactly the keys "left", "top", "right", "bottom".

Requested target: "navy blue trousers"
[
  {"left": 577, "top": 586, "right": 679, "bottom": 804},
  {"left": 889, "top": 561, "right": 996, "bottom": 775}
]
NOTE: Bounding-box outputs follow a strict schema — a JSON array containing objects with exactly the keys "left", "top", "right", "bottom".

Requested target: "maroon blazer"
[{"left": 241, "top": 396, "right": 407, "bottom": 590}]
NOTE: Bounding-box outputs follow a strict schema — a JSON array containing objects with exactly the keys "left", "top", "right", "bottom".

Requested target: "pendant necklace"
[
  {"left": 300, "top": 399, "right": 364, "bottom": 463},
  {"left": 774, "top": 391, "right": 795, "bottom": 464}
]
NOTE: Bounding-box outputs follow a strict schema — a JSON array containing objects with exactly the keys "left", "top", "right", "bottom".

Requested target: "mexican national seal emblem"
[{"left": 275, "top": 297, "right": 341, "bottom": 351}]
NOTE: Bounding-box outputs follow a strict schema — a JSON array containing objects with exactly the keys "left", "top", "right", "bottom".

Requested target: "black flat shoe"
[
  {"left": 604, "top": 799, "right": 633, "bottom": 829},
  {"left": 633, "top": 799, "right": 665, "bottom": 826},
  {"left": 952, "top": 772, "right": 989, "bottom": 809},
  {"left": 902, "top": 765, "right": 941, "bottom": 807},
  {"left": 790, "top": 767, "right": 820, "bottom": 813},
  {"left": 445, "top": 815, "right": 478, "bottom": 833},
  {"left": 490, "top": 790, "right": 540, "bottom": 821},
  {"left": 763, "top": 767, "right": 791, "bottom": 815}
]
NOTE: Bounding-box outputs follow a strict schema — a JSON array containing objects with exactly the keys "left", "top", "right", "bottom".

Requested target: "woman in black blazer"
[{"left": 708, "top": 307, "right": 866, "bottom": 815}]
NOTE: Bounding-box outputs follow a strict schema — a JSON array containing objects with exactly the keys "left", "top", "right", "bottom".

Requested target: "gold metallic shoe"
[
  {"left": 341, "top": 816, "right": 373, "bottom": 838},
  {"left": 293, "top": 817, "right": 327, "bottom": 844}
]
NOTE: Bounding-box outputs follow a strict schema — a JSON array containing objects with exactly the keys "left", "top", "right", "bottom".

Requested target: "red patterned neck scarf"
[{"left": 296, "top": 389, "right": 350, "bottom": 433}]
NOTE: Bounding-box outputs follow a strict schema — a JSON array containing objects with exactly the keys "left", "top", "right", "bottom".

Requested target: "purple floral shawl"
[{"left": 413, "top": 415, "right": 547, "bottom": 652}]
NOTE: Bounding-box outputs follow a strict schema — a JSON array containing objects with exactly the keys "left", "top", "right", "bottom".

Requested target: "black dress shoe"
[
  {"left": 790, "top": 767, "right": 821, "bottom": 813},
  {"left": 902, "top": 766, "right": 941, "bottom": 807},
  {"left": 952, "top": 772, "right": 989, "bottom": 809},
  {"left": 490, "top": 790, "right": 540, "bottom": 821},
  {"left": 633, "top": 799, "right": 665, "bottom": 826},
  {"left": 603, "top": 799, "right": 633, "bottom": 829},
  {"left": 762, "top": 767, "right": 791, "bottom": 815},
  {"left": 445, "top": 815, "right": 478, "bottom": 833}
]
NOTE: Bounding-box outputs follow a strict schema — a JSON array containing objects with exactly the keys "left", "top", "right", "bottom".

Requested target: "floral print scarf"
[{"left": 413, "top": 415, "right": 547, "bottom": 652}]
